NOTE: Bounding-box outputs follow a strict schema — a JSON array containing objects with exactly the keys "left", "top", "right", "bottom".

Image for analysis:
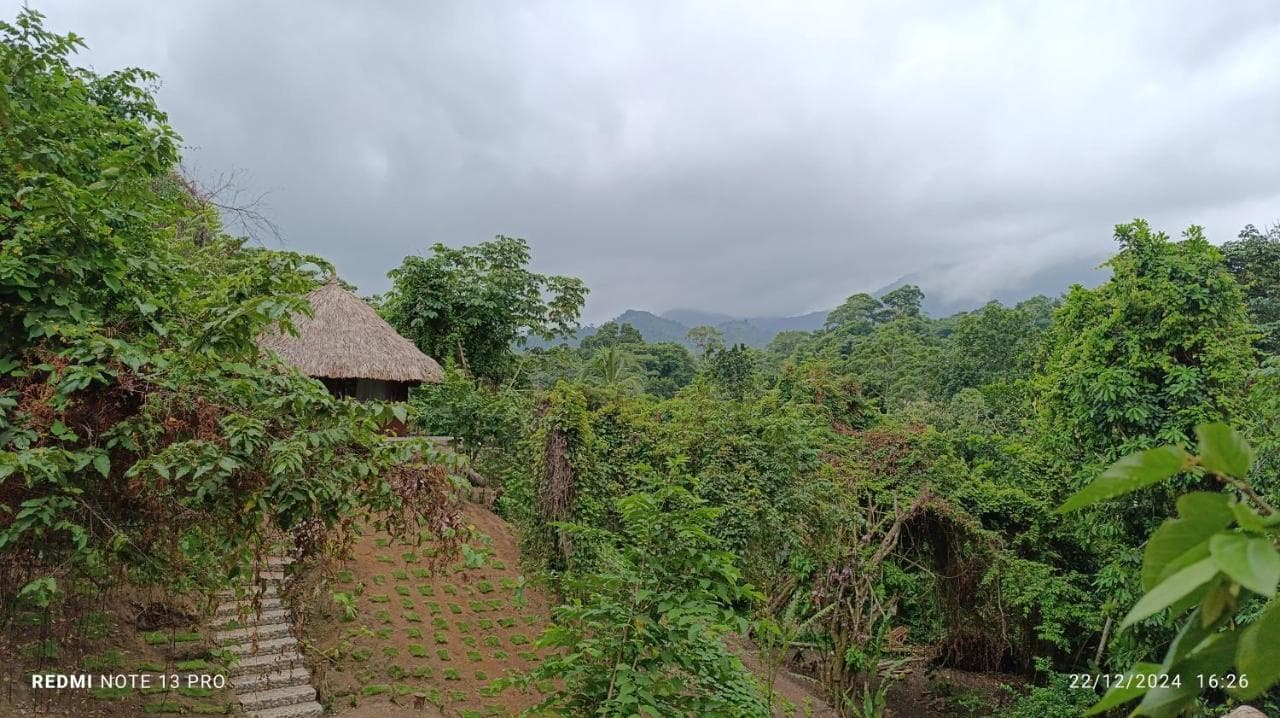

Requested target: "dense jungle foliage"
[
  {"left": 399, "top": 224, "right": 1280, "bottom": 715},
  {"left": 0, "top": 11, "right": 457, "bottom": 636},
  {"left": 6, "top": 9, "right": 1280, "bottom": 718}
]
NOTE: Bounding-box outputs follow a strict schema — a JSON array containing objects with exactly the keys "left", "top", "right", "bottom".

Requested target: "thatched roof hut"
[{"left": 259, "top": 277, "right": 442, "bottom": 401}]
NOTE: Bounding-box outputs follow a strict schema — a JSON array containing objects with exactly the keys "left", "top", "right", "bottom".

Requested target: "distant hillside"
[
  {"left": 534, "top": 255, "right": 1108, "bottom": 351},
  {"left": 874, "top": 255, "right": 1109, "bottom": 317},
  {"left": 536, "top": 308, "right": 832, "bottom": 350}
]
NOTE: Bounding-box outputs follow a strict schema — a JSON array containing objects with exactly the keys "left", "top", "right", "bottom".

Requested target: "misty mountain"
[
  {"left": 874, "top": 255, "right": 1109, "bottom": 317},
  {"left": 538, "top": 254, "right": 1109, "bottom": 350}
]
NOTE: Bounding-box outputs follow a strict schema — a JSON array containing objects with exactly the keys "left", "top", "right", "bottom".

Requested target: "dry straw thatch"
[{"left": 259, "top": 277, "right": 443, "bottom": 384}]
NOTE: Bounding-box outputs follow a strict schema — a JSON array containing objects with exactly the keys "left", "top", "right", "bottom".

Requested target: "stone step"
[
  {"left": 215, "top": 608, "right": 289, "bottom": 630},
  {"left": 216, "top": 596, "right": 283, "bottom": 618},
  {"left": 221, "top": 636, "right": 298, "bottom": 657},
  {"left": 266, "top": 556, "right": 293, "bottom": 568},
  {"left": 218, "top": 584, "right": 278, "bottom": 600},
  {"left": 216, "top": 622, "right": 291, "bottom": 646},
  {"left": 238, "top": 684, "right": 316, "bottom": 712},
  {"left": 232, "top": 667, "right": 311, "bottom": 694},
  {"left": 228, "top": 651, "right": 306, "bottom": 678},
  {"left": 249, "top": 701, "right": 324, "bottom": 718}
]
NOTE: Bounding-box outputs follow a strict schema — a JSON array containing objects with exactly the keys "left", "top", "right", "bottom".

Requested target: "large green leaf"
[
  {"left": 1142, "top": 493, "right": 1232, "bottom": 591},
  {"left": 1234, "top": 596, "right": 1280, "bottom": 699},
  {"left": 1210, "top": 532, "right": 1280, "bottom": 597},
  {"left": 1057, "top": 445, "right": 1191, "bottom": 514},
  {"left": 1085, "top": 662, "right": 1162, "bottom": 715},
  {"left": 1196, "top": 423, "right": 1254, "bottom": 479},
  {"left": 1122, "top": 557, "right": 1219, "bottom": 629},
  {"left": 1136, "top": 630, "right": 1238, "bottom": 717}
]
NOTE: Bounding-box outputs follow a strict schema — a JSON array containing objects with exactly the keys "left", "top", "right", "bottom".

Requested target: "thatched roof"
[{"left": 259, "top": 277, "right": 443, "bottom": 384}]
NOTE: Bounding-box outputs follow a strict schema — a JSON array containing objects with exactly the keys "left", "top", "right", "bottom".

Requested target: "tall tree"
[
  {"left": 824, "top": 293, "right": 888, "bottom": 333},
  {"left": 1221, "top": 223, "right": 1280, "bottom": 356},
  {"left": 881, "top": 284, "right": 925, "bottom": 319},
  {"left": 941, "top": 301, "right": 1043, "bottom": 395},
  {"left": 580, "top": 320, "right": 643, "bottom": 353},
  {"left": 383, "top": 236, "right": 587, "bottom": 382},
  {"left": 686, "top": 325, "right": 725, "bottom": 358},
  {"left": 1037, "top": 220, "right": 1255, "bottom": 462}
]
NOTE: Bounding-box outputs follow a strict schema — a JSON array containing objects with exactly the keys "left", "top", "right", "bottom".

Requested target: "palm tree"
[{"left": 583, "top": 345, "right": 642, "bottom": 392}]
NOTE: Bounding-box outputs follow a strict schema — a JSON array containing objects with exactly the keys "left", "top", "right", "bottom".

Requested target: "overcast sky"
[{"left": 19, "top": 1, "right": 1280, "bottom": 322}]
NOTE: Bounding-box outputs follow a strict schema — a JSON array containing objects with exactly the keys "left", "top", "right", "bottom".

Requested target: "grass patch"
[
  {"left": 368, "top": 593, "right": 390, "bottom": 603},
  {"left": 476, "top": 580, "right": 495, "bottom": 594},
  {"left": 372, "top": 574, "right": 386, "bottom": 585},
  {"left": 375, "top": 554, "right": 394, "bottom": 564},
  {"left": 405, "top": 627, "right": 423, "bottom": 639},
  {"left": 408, "top": 643, "right": 428, "bottom": 657},
  {"left": 392, "top": 569, "right": 408, "bottom": 580},
  {"left": 432, "top": 617, "right": 448, "bottom": 629},
  {"left": 468, "top": 601, "right": 486, "bottom": 613},
  {"left": 178, "top": 686, "right": 215, "bottom": 698},
  {"left": 375, "top": 627, "right": 392, "bottom": 639},
  {"left": 375, "top": 538, "right": 390, "bottom": 548},
  {"left": 493, "top": 649, "right": 509, "bottom": 661},
  {"left": 443, "top": 668, "right": 461, "bottom": 681},
  {"left": 399, "top": 597, "right": 415, "bottom": 609},
  {"left": 395, "top": 585, "right": 411, "bottom": 596},
  {"left": 436, "top": 648, "right": 451, "bottom": 661},
  {"left": 382, "top": 646, "right": 400, "bottom": 658},
  {"left": 83, "top": 650, "right": 125, "bottom": 670},
  {"left": 352, "top": 648, "right": 373, "bottom": 662},
  {"left": 362, "top": 684, "right": 391, "bottom": 696},
  {"left": 510, "top": 634, "right": 530, "bottom": 645},
  {"left": 517, "top": 651, "right": 538, "bottom": 661},
  {"left": 143, "top": 630, "right": 201, "bottom": 645},
  {"left": 448, "top": 603, "right": 463, "bottom": 615},
  {"left": 135, "top": 661, "right": 165, "bottom": 672},
  {"left": 90, "top": 686, "right": 133, "bottom": 700},
  {"left": 417, "top": 584, "right": 434, "bottom": 596},
  {"left": 457, "top": 621, "right": 472, "bottom": 634},
  {"left": 337, "top": 569, "right": 354, "bottom": 583},
  {"left": 443, "top": 584, "right": 458, "bottom": 595},
  {"left": 403, "top": 610, "right": 422, "bottom": 622},
  {"left": 467, "top": 651, "right": 483, "bottom": 662},
  {"left": 488, "top": 559, "right": 507, "bottom": 570},
  {"left": 413, "top": 568, "right": 431, "bottom": 579},
  {"left": 485, "top": 599, "right": 503, "bottom": 611},
  {"left": 375, "top": 609, "right": 391, "bottom": 624},
  {"left": 483, "top": 636, "right": 501, "bottom": 647},
  {"left": 497, "top": 618, "right": 517, "bottom": 629},
  {"left": 477, "top": 618, "right": 494, "bottom": 630},
  {"left": 434, "top": 631, "right": 449, "bottom": 644},
  {"left": 412, "top": 665, "right": 434, "bottom": 679},
  {"left": 141, "top": 701, "right": 186, "bottom": 714},
  {"left": 401, "top": 550, "right": 418, "bottom": 563},
  {"left": 387, "top": 665, "right": 407, "bottom": 680}
]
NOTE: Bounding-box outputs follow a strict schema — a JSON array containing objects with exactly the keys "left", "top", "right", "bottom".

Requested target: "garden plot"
[{"left": 306, "top": 505, "right": 555, "bottom": 717}]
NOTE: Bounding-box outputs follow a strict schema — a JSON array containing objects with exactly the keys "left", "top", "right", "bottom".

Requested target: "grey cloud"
[{"left": 20, "top": 0, "right": 1280, "bottom": 321}]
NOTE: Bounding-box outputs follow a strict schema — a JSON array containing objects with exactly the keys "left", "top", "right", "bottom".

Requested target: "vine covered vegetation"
[{"left": 5, "top": 9, "right": 1280, "bottom": 718}]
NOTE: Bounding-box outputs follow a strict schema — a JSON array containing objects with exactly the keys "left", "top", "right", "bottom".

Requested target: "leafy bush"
[
  {"left": 511, "top": 474, "right": 768, "bottom": 717},
  {"left": 1058, "top": 424, "right": 1280, "bottom": 714}
]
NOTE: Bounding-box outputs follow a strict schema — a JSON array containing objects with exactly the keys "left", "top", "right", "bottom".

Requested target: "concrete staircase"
[{"left": 213, "top": 556, "right": 323, "bottom": 718}]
